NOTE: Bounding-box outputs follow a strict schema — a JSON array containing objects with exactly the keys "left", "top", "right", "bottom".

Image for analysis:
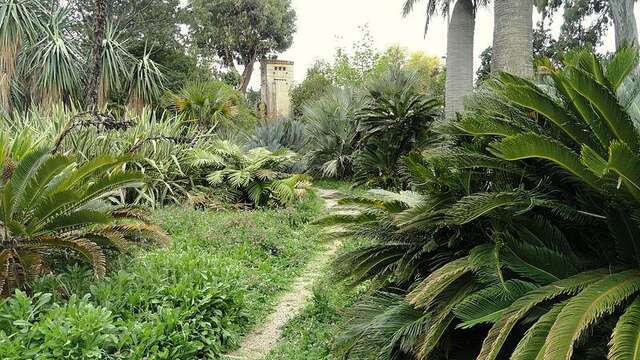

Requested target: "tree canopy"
[{"left": 189, "top": 0, "right": 297, "bottom": 93}]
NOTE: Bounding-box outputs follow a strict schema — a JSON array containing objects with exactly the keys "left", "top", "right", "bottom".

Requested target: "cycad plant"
[
  {"left": 353, "top": 65, "right": 441, "bottom": 188},
  {"left": 320, "top": 46, "right": 640, "bottom": 359},
  {"left": 191, "top": 141, "right": 310, "bottom": 208},
  {"left": 0, "top": 149, "right": 168, "bottom": 296}
]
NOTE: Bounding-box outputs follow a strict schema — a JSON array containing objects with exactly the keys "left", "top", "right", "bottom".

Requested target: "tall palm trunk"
[
  {"left": 445, "top": 0, "right": 475, "bottom": 118},
  {"left": 85, "top": 0, "right": 107, "bottom": 112},
  {"left": 491, "top": 0, "right": 533, "bottom": 77},
  {"left": 610, "top": 0, "right": 639, "bottom": 48}
]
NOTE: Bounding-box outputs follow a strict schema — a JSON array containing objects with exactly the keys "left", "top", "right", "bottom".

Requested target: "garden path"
[{"left": 224, "top": 189, "right": 343, "bottom": 360}]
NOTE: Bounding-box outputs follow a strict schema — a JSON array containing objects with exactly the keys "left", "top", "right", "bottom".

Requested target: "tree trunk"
[
  {"left": 491, "top": 0, "right": 534, "bottom": 77},
  {"left": 85, "top": 0, "right": 107, "bottom": 112},
  {"left": 239, "top": 51, "right": 257, "bottom": 94},
  {"left": 610, "top": 0, "right": 639, "bottom": 48},
  {"left": 445, "top": 0, "right": 475, "bottom": 118}
]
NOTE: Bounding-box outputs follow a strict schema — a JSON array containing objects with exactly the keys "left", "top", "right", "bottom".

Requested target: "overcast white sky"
[{"left": 248, "top": 0, "right": 640, "bottom": 90}]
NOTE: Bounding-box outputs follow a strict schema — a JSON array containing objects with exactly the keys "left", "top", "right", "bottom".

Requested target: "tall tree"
[
  {"left": 403, "top": 0, "right": 488, "bottom": 118},
  {"left": 189, "top": 0, "right": 296, "bottom": 94},
  {"left": 492, "top": 0, "right": 534, "bottom": 77},
  {"left": 85, "top": 0, "right": 107, "bottom": 112},
  {"left": 610, "top": 0, "right": 639, "bottom": 48},
  {"left": 535, "top": 0, "right": 611, "bottom": 58},
  {"left": 67, "top": 0, "right": 182, "bottom": 50}
]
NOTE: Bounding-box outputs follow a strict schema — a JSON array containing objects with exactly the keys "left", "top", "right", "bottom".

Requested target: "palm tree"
[
  {"left": 610, "top": 0, "right": 639, "bottom": 48},
  {"left": 403, "top": 0, "right": 488, "bottom": 118},
  {"left": 0, "top": 0, "right": 40, "bottom": 113},
  {"left": 491, "top": 0, "right": 533, "bottom": 77}
]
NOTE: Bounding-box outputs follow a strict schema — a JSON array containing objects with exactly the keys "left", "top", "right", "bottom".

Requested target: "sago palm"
[
  {"left": 0, "top": 149, "right": 168, "bottom": 296},
  {"left": 321, "top": 46, "right": 640, "bottom": 359}
]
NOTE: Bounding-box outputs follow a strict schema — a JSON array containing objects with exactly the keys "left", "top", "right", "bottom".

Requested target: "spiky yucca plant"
[
  {"left": 0, "top": 0, "right": 40, "bottom": 113},
  {"left": 192, "top": 141, "right": 311, "bottom": 208},
  {"left": 24, "top": 6, "right": 82, "bottom": 109},
  {"left": 0, "top": 149, "right": 169, "bottom": 296},
  {"left": 127, "top": 48, "right": 165, "bottom": 115},
  {"left": 97, "top": 23, "right": 133, "bottom": 108}
]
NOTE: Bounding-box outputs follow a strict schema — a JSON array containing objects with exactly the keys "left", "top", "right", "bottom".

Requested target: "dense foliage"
[{"left": 319, "top": 46, "right": 640, "bottom": 360}]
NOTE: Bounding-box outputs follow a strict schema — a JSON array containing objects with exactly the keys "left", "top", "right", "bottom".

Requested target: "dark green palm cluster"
[
  {"left": 304, "top": 66, "right": 441, "bottom": 188},
  {"left": 319, "top": 46, "right": 640, "bottom": 360}
]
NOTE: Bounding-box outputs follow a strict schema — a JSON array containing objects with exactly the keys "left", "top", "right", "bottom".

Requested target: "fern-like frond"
[
  {"left": 609, "top": 295, "right": 640, "bottom": 360},
  {"left": 454, "top": 280, "right": 538, "bottom": 329},
  {"left": 489, "top": 132, "right": 600, "bottom": 188},
  {"left": 476, "top": 269, "right": 609, "bottom": 360},
  {"left": 511, "top": 303, "right": 565, "bottom": 360},
  {"left": 544, "top": 270, "right": 640, "bottom": 360},
  {"left": 407, "top": 257, "right": 471, "bottom": 309}
]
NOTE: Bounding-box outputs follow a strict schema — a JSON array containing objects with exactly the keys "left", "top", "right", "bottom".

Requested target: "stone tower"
[{"left": 260, "top": 59, "right": 294, "bottom": 119}]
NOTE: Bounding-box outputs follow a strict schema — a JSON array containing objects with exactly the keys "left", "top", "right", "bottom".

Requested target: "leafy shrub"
[
  {"left": 192, "top": 141, "right": 311, "bottom": 208},
  {"left": 0, "top": 291, "right": 120, "bottom": 359}
]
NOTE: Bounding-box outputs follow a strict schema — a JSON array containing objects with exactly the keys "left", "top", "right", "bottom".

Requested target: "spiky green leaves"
[
  {"left": 192, "top": 141, "right": 308, "bottom": 208},
  {"left": 0, "top": 150, "right": 167, "bottom": 295},
  {"left": 609, "top": 296, "right": 640, "bottom": 360}
]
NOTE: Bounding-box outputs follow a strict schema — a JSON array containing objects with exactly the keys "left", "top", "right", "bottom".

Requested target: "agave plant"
[
  {"left": 0, "top": 149, "right": 168, "bottom": 296},
  {"left": 192, "top": 140, "right": 310, "bottom": 208}
]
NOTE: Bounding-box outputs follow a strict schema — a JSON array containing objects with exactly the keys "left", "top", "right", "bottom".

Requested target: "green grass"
[
  {"left": 313, "top": 179, "right": 368, "bottom": 197},
  {"left": 0, "top": 194, "right": 325, "bottom": 359}
]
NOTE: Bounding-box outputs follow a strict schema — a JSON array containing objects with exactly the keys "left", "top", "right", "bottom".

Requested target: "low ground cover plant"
[{"left": 0, "top": 194, "right": 324, "bottom": 359}]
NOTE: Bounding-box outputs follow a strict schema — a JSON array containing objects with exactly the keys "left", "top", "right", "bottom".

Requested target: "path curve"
[{"left": 224, "top": 189, "right": 342, "bottom": 360}]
